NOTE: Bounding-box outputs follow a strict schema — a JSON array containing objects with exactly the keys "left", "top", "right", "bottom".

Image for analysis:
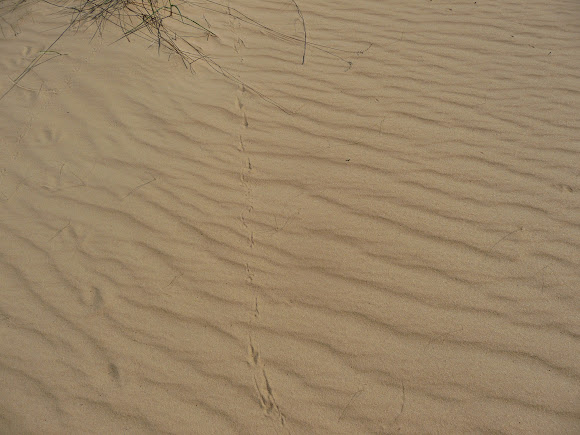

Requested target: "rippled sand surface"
[{"left": 1, "top": 0, "right": 579, "bottom": 433}]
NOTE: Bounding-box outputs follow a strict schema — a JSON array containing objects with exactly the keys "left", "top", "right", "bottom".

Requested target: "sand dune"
[{"left": 1, "top": 0, "right": 579, "bottom": 433}]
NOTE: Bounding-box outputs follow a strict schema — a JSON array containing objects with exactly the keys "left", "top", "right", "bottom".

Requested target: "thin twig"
[
  {"left": 49, "top": 219, "right": 71, "bottom": 241},
  {"left": 338, "top": 388, "right": 363, "bottom": 422},
  {"left": 489, "top": 227, "right": 523, "bottom": 251},
  {"left": 290, "top": 0, "right": 306, "bottom": 64},
  {"left": 123, "top": 175, "right": 156, "bottom": 199}
]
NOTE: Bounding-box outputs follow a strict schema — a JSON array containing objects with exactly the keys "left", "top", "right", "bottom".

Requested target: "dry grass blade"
[{"left": 290, "top": 0, "right": 306, "bottom": 65}]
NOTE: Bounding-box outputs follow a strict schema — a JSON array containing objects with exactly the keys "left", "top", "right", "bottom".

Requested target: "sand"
[{"left": 1, "top": 0, "right": 579, "bottom": 433}]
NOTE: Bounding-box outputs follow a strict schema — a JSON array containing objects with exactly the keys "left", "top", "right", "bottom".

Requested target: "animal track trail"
[
  {"left": 236, "top": 87, "right": 253, "bottom": 249},
  {"left": 237, "top": 89, "right": 287, "bottom": 430},
  {"left": 248, "top": 335, "right": 286, "bottom": 427}
]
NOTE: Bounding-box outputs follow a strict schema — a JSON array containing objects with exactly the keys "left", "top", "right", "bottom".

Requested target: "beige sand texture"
[{"left": 1, "top": 0, "right": 579, "bottom": 433}]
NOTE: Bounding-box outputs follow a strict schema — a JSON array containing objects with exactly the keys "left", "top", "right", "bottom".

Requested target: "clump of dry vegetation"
[{"left": 1, "top": 0, "right": 368, "bottom": 106}]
